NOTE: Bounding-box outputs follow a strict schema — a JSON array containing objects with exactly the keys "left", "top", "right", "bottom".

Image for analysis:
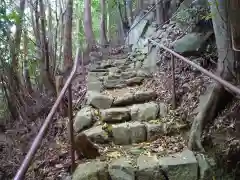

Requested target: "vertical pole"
[
  {"left": 148, "top": 39, "right": 149, "bottom": 54},
  {"left": 171, "top": 54, "right": 176, "bottom": 109},
  {"left": 68, "top": 84, "right": 75, "bottom": 172}
]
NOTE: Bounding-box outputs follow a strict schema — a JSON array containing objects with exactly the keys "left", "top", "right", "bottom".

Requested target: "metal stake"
[
  {"left": 171, "top": 54, "right": 176, "bottom": 109},
  {"left": 68, "top": 84, "right": 76, "bottom": 172}
]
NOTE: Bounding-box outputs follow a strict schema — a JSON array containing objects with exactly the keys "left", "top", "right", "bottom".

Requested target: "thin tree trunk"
[
  {"left": 63, "top": 0, "right": 73, "bottom": 72},
  {"left": 188, "top": 0, "right": 240, "bottom": 151},
  {"left": 23, "top": 30, "right": 33, "bottom": 93},
  {"left": 100, "top": 0, "right": 108, "bottom": 46},
  {"left": 39, "top": 0, "right": 56, "bottom": 95},
  {"left": 126, "top": 0, "right": 133, "bottom": 26},
  {"left": 83, "top": 0, "right": 95, "bottom": 50}
]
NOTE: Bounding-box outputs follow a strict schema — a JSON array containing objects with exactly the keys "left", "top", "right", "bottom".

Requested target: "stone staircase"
[{"left": 71, "top": 54, "right": 214, "bottom": 180}]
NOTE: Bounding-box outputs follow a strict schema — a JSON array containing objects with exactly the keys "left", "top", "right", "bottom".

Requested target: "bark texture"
[
  {"left": 188, "top": 0, "right": 240, "bottom": 151},
  {"left": 100, "top": 0, "right": 108, "bottom": 46},
  {"left": 83, "top": 0, "right": 95, "bottom": 50},
  {"left": 63, "top": 0, "right": 73, "bottom": 72}
]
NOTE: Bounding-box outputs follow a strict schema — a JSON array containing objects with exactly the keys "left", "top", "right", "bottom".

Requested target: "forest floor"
[{"left": 1, "top": 49, "right": 240, "bottom": 179}]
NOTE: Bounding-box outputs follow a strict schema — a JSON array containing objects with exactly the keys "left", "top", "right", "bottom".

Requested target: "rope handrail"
[{"left": 14, "top": 48, "right": 80, "bottom": 180}]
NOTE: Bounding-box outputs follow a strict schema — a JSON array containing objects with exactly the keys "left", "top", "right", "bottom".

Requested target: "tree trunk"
[
  {"left": 39, "top": 0, "right": 56, "bottom": 95},
  {"left": 100, "top": 0, "right": 108, "bottom": 47},
  {"left": 156, "top": 0, "right": 165, "bottom": 26},
  {"left": 23, "top": 30, "right": 33, "bottom": 93},
  {"left": 8, "top": 0, "right": 26, "bottom": 119},
  {"left": 63, "top": 0, "right": 73, "bottom": 72},
  {"left": 126, "top": 0, "right": 133, "bottom": 26},
  {"left": 136, "top": 0, "right": 144, "bottom": 15},
  {"left": 83, "top": 0, "right": 95, "bottom": 50},
  {"left": 116, "top": 0, "right": 125, "bottom": 45},
  {"left": 188, "top": 0, "right": 240, "bottom": 151}
]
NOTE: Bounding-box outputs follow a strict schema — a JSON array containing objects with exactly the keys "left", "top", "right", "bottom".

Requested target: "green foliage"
[{"left": 174, "top": 7, "right": 199, "bottom": 26}]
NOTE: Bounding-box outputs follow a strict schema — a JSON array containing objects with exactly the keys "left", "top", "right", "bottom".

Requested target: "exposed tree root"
[{"left": 188, "top": 83, "right": 233, "bottom": 151}]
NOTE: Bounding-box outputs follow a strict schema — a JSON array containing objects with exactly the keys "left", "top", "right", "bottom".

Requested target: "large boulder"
[
  {"left": 126, "top": 19, "right": 149, "bottom": 46},
  {"left": 73, "top": 106, "right": 93, "bottom": 133},
  {"left": 173, "top": 32, "right": 213, "bottom": 55},
  {"left": 142, "top": 47, "right": 158, "bottom": 73},
  {"left": 87, "top": 91, "right": 113, "bottom": 109},
  {"left": 72, "top": 161, "right": 109, "bottom": 180}
]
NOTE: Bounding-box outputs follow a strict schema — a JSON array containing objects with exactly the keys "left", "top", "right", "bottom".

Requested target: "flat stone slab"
[
  {"left": 87, "top": 81, "right": 103, "bottom": 92},
  {"left": 87, "top": 91, "right": 113, "bottom": 109},
  {"left": 108, "top": 158, "right": 135, "bottom": 180},
  {"left": 112, "top": 90, "right": 156, "bottom": 107},
  {"left": 112, "top": 122, "right": 147, "bottom": 145},
  {"left": 159, "top": 149, "right": 198, "bottom": 180},
  {"left": 72, "top": 161, "right": 109, "bottom": 180},
  {"left": 101, "top": 108, "right": 131, "bottom": 123},
  {"left": 134, "top": 90, "right": 157, "bottom": 103}
]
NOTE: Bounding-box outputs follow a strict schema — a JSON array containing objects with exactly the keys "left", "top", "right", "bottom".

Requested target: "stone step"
[
  {"left": 72, "top": 149, "right": 210, "bottom": 180},
  {"left": 79, "top": 118, "right": 186, "bottom": 146},
  {"left": 87, "top": 89, "right": 157, "bottom": 108},
  {"left": 73, "top": 100, "right": 170, "bottom": 133}
]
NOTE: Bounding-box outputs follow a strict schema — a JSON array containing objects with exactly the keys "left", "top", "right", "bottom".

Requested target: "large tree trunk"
[
  {"left": 100, "top": 0, "right": 108, "bottom": 47},
  {"left": 188, "top": 0, "right": 240, "bottom": 151},
  {"left": 83, "top": 0, "right": 95, "bottom": 50},
  {"left": 63, "top": 0, "right": 73, "bottom": 72}
]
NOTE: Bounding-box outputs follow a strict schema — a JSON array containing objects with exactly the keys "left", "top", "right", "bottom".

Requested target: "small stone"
[
  {"left": 108, "top": 158, "right": 135, "bottom": 180},
  {"left": 73, "top": 106, "right": 93, "bottom": 133},
  {"left": 130, "top": 102, "right": 159, "bottom": 122},
  {"left": 136, "top": 155, "right": 165, "bottom": 180},
  {"left": 84, "top": 126, "right": 109, "bottom": 144},
  {"left": 74, "top": 133, "right": 100, "bottom": 159},
  {"left": 121, "top": 71, "right": 137, "bottom": 79},
  {"left": 145, "top": 122, "right": 165, "bottom": 141},
  {"left": 130, "top": 122, "right": 147, "bottom": 143},
  {"left": 125, "top": 77, "right": 144, "bottom": 86},
  {"left": 72, "top": 161, "right": 109, "bottom": 180},
  {"left": 87, "top": 91, "right": 113, "bottom": 109},
  {"left": 87, "top": 81, "right": 103, "bottom": 92},
  {"left": 104, "top": 79, "right": 126, "bottom": 89},
  {"left": 136, "top": 69, "right": 152, "bottom": 77},
  {"left": 135, "top": 61, "right": 142, "bottom": 69},
  {"left": 134, "top": 90, "right": 157, "bottom": 103},
  {"left": 159, "top": 103, "right": 168, "bottom": 117},
  {"left": 112, "top": 123, "right": 131, "bottom": 145},
  {"left": 101, "top": 108, "right": 131, "bottom": 123},
  {"left": 159, "top": 149, "right": 198, "bottom": 180}
]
